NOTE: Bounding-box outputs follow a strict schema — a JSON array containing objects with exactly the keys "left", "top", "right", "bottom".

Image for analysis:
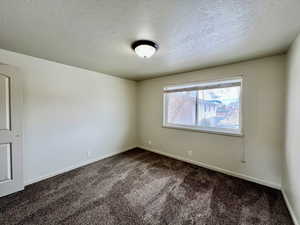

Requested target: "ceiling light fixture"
[{"left": 131, "top": 40, "right": 159, "bottom": 58}]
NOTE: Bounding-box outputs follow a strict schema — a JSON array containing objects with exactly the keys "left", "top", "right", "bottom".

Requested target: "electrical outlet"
[
  {"left": 87, "top": 151, "right": 91, "bottom": 157},
  {"left": 187, "top": 150, "right": 193, "bottom": 156},
  {"left": 148, "top": 140, "right": 152, "bottom": 145}
]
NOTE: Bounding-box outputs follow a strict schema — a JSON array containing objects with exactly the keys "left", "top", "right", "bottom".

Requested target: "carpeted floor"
[{"left": 0, "top": 148, "right": 293, "bottom": 225}]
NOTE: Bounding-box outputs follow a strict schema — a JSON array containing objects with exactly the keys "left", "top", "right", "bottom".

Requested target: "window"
[{"left": 163, "top": 78, "right": 242, "bottom": 135}]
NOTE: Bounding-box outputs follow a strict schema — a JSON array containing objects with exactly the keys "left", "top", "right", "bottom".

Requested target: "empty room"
[{"left": 0, "top": 1, "right": 300, "bottom": 225}]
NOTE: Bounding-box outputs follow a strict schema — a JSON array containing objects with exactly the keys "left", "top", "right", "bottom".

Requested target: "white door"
[{"left": 0, "top": 64, "right": 23, "bottom": 197}]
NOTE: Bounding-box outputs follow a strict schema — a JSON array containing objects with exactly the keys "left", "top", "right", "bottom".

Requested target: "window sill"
[{"left": 162, "top": 124, "right": 244, "bottom": 137}]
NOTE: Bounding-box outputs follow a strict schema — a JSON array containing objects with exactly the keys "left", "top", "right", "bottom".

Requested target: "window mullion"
[{"left": 195, "top": 91, "right": 199, "bottom": 126}]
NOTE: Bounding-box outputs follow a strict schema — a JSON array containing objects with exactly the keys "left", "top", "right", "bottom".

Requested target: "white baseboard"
[
  {"left": 139, "top": 145, "right": 281, "bottom": 190},
  {"left": 282, "top": 189, "right": 299, "bottom": 225},
  {"left": 24, "top": 146, "right": 136, "bottom": 186}
]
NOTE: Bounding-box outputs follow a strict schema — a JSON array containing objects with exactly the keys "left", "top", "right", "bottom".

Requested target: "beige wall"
[
  {"left": 0, "top": 49, "right": 137, "bottom": 185},
  {"left": 0, "top": 47, "right": 291, "bottom": 203},
  {"left": 137, "top": 55, "right": 286, "bottom": 188},
  {"left": 283, "top": 34, "right": 300, "bottom": 224}
]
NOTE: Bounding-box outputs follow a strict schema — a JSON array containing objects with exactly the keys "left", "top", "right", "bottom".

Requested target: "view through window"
[{"left": 164, "top": 78, "right": 242, "bottom": 135}]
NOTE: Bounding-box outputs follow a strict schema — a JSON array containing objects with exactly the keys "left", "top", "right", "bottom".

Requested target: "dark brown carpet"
[{"left": 0, "top": 148, "right": 293, "bottom": 225}]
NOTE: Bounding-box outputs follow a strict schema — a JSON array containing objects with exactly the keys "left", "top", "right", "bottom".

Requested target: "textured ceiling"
[{"left": 0, "top": 0, "right": 300, "bottom": 80}]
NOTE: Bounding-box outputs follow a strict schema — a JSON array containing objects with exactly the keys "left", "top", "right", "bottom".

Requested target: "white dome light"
[
  {"left": 132, "top": 40, "right": 159, "bottom": 58},
  {"left": 135, "top": 44, "right": 156, "bottom": 58}
]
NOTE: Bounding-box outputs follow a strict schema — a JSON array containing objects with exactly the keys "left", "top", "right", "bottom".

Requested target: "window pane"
[
  {"left": 167, "top": 91, "right": 196, "bottom": 126},
  {"left": 197, "top": 86, "right": 240, "bottom": 130}
]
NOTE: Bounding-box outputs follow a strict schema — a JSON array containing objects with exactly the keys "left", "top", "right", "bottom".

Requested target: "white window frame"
[{"left": 163, "top": 77, "right": 243, "bottom": 136}]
